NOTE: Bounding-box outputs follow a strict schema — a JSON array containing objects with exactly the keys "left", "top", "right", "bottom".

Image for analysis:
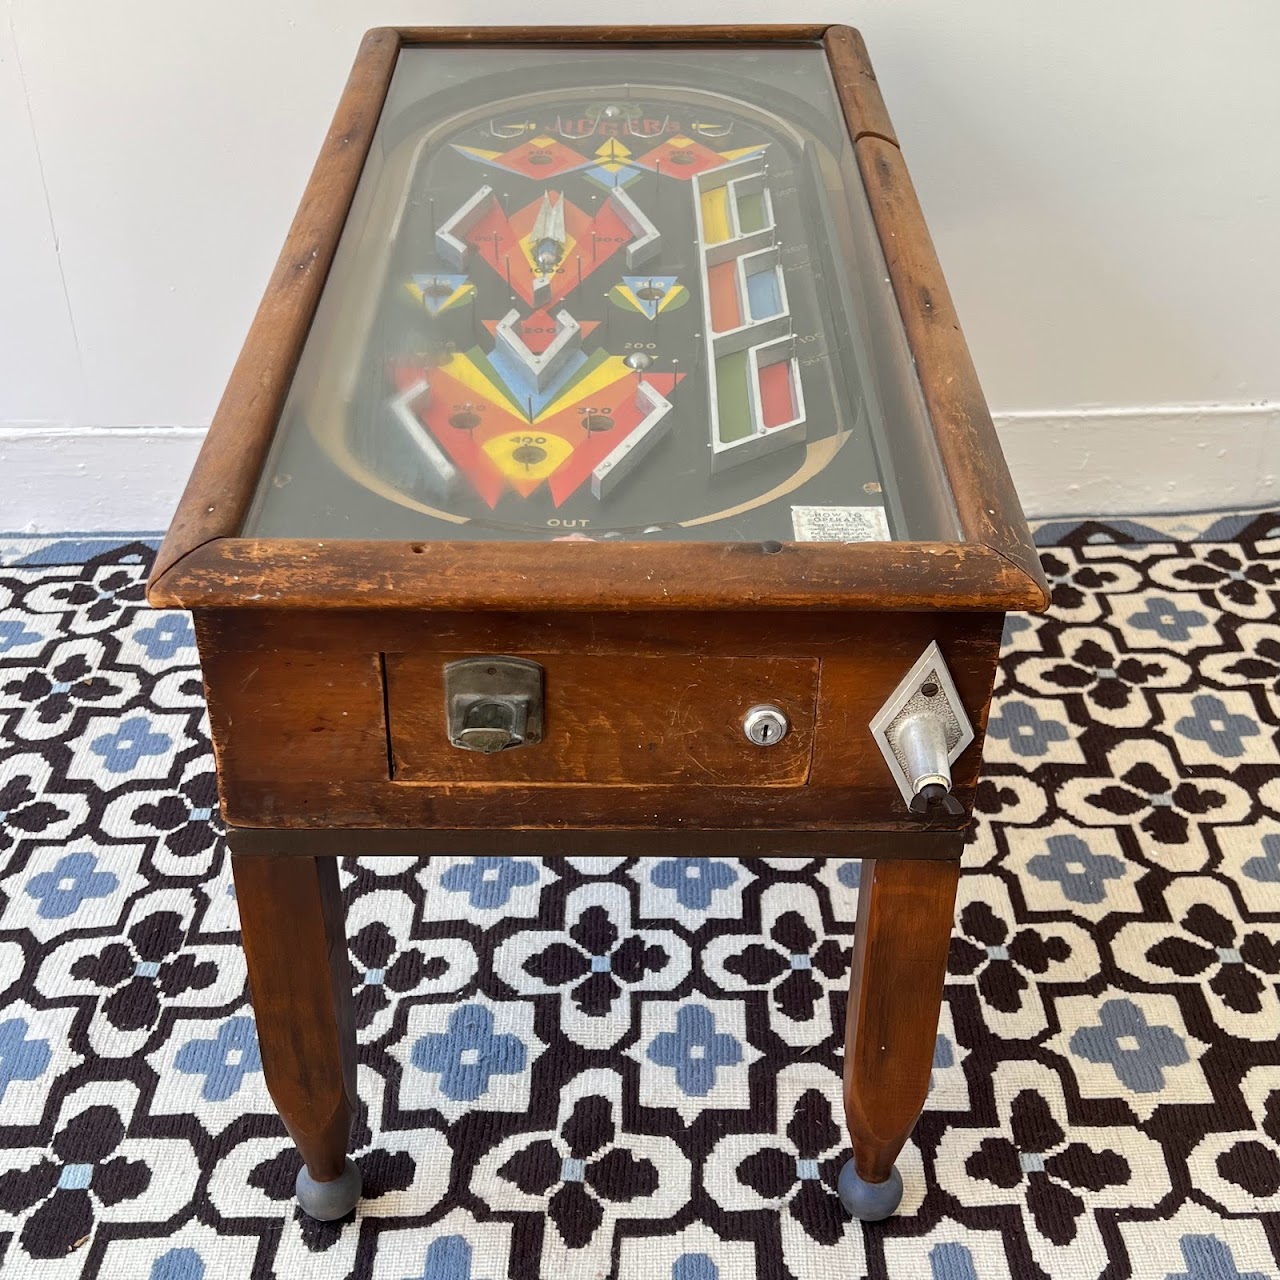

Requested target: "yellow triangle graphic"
[
  {"left": 657, "top": 284, "right": 687, "bottom": 313},
  {"left": 453, "top": 143, "right": 504, "bottom": 163},
  {"left": 537, "top": 355, "right": 631, "bottom": 422},
  {"left": 596, "top": 139, "right": 632, "bottom": 162},
  {"left": 442, "top": 354, "right": 523, "bottom": 415}
]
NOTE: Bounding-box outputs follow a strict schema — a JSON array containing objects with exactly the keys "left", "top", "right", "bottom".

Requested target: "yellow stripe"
[
  {"left": 537, "top": 355, "right": 629, "bottom": 421},
  {"left": 520, "top": 232, "right": 577, "bottom": 274},
  {"left": 484, "top": 430, "right": 574, "bottom": 481},
  {"left": 453, "top": 144, "right": 503, "bottom": 162},
  {"left": 439, "top": 283, "right": 475, "bottom": 314},
  {"left": 657, "top": 285, "right": 687, "bottom": 314},
  {"left": 443, "top": 354, "right": 525, "bottom": 415},
  {"left": 700, "top": 186, "right": 732, "bottom": 245}
]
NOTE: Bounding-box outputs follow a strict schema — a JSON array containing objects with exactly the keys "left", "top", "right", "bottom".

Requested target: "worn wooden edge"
[
  {"left": 392, "top": 25, "right": 833, "bottom": 45},
  {"left": 145, "top": 536, "right": 1047, "bottom": 612},
  {"left": 146, "top": 27, "right": 402, "bottom": 603},
  {"left": 823, "top": 25, "right": 897, "bottom": 146},
  {"left": 226, "top": 823, "right": 965, "bottom": 860},
  {"left": 854, "top": 136, "right": 1050, "bottom": 612}
]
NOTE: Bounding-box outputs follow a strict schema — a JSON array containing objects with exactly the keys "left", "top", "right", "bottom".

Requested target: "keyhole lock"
[{"left": 743, "top": 704, "right": 789, "bottom": 747}]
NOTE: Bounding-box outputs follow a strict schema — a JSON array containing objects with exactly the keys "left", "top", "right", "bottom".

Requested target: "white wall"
[{"left": 2, "top": 1, "right": 1278, "bottom": 529}]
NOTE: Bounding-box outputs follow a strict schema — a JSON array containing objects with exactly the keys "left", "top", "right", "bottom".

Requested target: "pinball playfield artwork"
[{"left": 245, "top": 47, "right": 916, "bottom": 543}]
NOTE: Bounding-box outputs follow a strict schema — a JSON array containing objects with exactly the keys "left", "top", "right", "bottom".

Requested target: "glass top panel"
[{"left": 243, "top": 45, "right": 959, "bottom": 544}]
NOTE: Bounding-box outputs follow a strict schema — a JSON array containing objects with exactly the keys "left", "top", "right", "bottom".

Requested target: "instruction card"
[{"left": 790, "top": 505, "right": 892, "bottom": 543}]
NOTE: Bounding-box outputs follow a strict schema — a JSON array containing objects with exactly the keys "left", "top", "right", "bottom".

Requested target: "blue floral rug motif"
[{"left": 0, "top": 512, "right": 1279, "bottom": 1279}]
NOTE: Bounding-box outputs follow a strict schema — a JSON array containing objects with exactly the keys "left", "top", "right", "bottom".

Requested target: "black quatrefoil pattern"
[{"left": 1, "top": 511, "right": 1279, "bottom": 1279}]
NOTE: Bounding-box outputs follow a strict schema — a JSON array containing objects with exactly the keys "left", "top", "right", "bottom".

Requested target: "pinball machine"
[{"left": 148, "top": 26, "right": 1048, "bottom": 1225}]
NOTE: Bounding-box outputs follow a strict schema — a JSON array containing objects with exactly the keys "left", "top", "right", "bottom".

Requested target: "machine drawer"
[{"left": 384, "top": 652, "right": 819, "bottom": 786}]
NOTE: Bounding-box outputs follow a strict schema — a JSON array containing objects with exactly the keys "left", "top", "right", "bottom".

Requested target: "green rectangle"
[
  {"left": 716, "top": 351, "right": 753, "bottom": 443},
  {"left": 736, "top": 191, "right": 766, "bottom": 235}
]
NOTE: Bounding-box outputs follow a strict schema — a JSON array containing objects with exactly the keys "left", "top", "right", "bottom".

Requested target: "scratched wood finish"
[
  {"left": 193, "top": 608, "right": 1003, "bottom": 831},
  {"left": 148, "top": 538, "right": 1045, "bottom": 613},
  {"left": 394, "top": 25, "right": 832, "bottom": 45},
  {"left": 388, "top": 652, "right": 818, "bottom": 785},
  {"left": 221, "top": 782, "right": 980, "bottom": 834},
  {"left": 196, "top": 606, "right": 998, "bottom": 660},
  {"left": 843, "top": 857, "right": 961, "bottom": 1183},
  {"left": 823, "top": 26, "right": 897, "bottom": 146},
  {"left": 231, "top": 854, "right": 357, "bottom": 1182}
]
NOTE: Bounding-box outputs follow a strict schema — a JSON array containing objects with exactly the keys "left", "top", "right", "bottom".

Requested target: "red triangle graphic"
[
  {"left": 543, "top": 371, "right": 683, "bottom": 505},
  {"left": 482, "top": 310, "right": 599, "bottom": 352}
]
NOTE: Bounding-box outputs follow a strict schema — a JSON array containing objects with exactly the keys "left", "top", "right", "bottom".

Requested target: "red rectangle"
[{"left": 759, "top": 360, "right": 795, "bottom": 427}]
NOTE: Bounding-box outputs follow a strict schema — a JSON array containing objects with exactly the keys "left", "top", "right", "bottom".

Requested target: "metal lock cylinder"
[{"left": 890, "top": 712, "right": 964, "bottom": 815}]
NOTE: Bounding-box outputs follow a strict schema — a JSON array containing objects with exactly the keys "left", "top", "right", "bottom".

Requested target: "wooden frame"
[{"left": 145, "top": 24, "right": 1047, "bottom": 615}]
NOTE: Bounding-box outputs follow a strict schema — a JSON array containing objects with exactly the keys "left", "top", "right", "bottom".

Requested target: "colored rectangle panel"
[
  {"left": 759, "top": 360, "right": 797, "bottom": 428},
  {"left": 736, "top": 191, "right": 767, "bottom": 234},
  {"left": 745, "top": 268, "right": 782, "bottom": 320},
  {"left": 716, "top": 350, "right": 753, "bottom": 442},
  {"left": 700, "top": 185, "right": 733, "bottom": 245},
  {"left": 708, "top": 260, "right": 743, "bottom": 333}
]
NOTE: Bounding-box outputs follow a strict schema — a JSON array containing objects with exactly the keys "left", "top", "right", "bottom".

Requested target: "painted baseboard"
[
  {"left": 3, "top": 403, "right": 1278, "bottom": 532},
  {"left": 995, "top": 401, "right": 1280, "bottom": 521},
  {"left": 3, "top": 425, "right": 207, "bottom": 534}
]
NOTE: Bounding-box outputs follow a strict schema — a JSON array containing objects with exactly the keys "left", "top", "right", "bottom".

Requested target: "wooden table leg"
[
  {"left": 231, "top": 853, "right": 361, "bottom": 1220},
  {"left": 839, "top": 855, "right": 960, "bottom": 1221}
]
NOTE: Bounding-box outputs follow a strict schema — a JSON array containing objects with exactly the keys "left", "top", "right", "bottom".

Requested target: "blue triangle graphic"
[
  {"left": 412, "top": 273, "right": 471, "bottom": 316},
  {"left": 584, "top": 163, "right": 644, "bottom": 191},
  {"left": 622, "top": 275, "right": 680, "bottom": 320}
]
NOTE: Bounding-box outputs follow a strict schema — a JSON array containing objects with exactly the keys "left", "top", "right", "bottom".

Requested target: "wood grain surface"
[
  {"left": 387, "top": 652, "right": 818, "bottom": 785},
  {"left": 824, "top": 26, "right": 897, "bottom": 146},
  {"left": 843, "top": 857, "right": 961, "bottom": 1182},
  {"left": 231, "top": 855, "right": 357, "bottom": 1182},
  {"left": 226, "top": 824, "right": 966, "bottom": 860},
  {"left": 393, "top": 25, "right": 831, "bottom": 45},
  {"left": 149, "top": 538, "right": 1046, "bottom": 613}
]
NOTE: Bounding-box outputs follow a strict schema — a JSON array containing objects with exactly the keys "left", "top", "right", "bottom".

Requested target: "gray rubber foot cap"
[
  {"left": 837, "top": 1159, "right": 903, "bottom": 1221},
  {"left": 296, "top": 1157, "right": 362, "bottom": 1221}
]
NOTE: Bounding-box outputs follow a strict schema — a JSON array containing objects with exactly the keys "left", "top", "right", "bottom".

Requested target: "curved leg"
[
  {"left": 232, "top": 853, "right": 361, "bottom": 1221},
  {"left": 840, "top": 856, "right": 959, "bottom": 1221}
]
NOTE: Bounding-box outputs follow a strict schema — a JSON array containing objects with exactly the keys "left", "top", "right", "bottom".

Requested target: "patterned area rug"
[{"left": 1, "top": 512, "right": 1279, "bottom": 1280}]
